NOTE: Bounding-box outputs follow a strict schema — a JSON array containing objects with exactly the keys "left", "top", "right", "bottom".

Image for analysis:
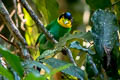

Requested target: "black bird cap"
[{"left": 59, "top": 12, "right": 72, "bottom": 20}]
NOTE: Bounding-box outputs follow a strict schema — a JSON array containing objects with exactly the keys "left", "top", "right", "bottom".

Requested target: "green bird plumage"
[{"left": 36, "top": 12, "right": 73, "bottom": 54}]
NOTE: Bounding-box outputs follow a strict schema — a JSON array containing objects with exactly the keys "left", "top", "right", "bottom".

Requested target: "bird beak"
[{"left": 64, "top": 19, "right": 69, "bottom": 24}]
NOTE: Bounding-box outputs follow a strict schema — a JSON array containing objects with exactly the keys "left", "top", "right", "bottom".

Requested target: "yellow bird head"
[{"left": 58, "top": 12, "right": 73, "bottom": 28}]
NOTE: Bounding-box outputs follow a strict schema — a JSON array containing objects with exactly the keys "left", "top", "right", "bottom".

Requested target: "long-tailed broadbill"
[{"left": 36, "top": 12, "right": 73, "bottom": 54}]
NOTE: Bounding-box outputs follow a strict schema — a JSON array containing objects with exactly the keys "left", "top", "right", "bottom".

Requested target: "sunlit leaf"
[
  {"left": 23, "top": 8, "right": 40, "bottom": 59},
  {"left": 0, "top": 46, "right": 23, "bottom": 77}
]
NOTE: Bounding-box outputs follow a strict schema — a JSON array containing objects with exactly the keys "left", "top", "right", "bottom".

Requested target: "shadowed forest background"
[{"left": 0, "top": 0, "right": 120, "bottom": 80}]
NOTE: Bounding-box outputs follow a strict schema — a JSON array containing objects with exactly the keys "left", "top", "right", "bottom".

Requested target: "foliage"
[
  {"left": 86, "top": 0, "right": 111, "bottom": 9},
  {"left": 0, "top": 65, "right": 14, "bottom": 80},
  {"left": 0, "top": 0, "right": 120, "bottom": 80},
  {"left": 0, "top": 46, "right": 23, "bottom": 78}
]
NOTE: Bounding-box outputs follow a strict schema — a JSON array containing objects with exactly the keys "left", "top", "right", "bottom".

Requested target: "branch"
[
  {"left": 62, "top": 47, "right": 77, "bottom": 66},
  {"left": 0, "top": 0, "right": 31, "bottom": 59},
  {"left": 20, "top": 0, "right": 77, "bottom": 66},
  {"left": 0, "top": 34, "right": 17, "bottom": 48}
]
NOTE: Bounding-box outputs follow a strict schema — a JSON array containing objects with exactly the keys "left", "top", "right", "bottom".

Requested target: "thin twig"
[
  {"left": 0, "top": 34, "right": 17, "bottom": 48},
  {"left": 0, "top": 24, "right": 4, "bottom": 32},
  {"left": 63, "top": 47, "right": 77, "bottom": 66},
  {"left": 10, "top": 9, "right": 15, "bottom": 18},
  {"left": 13, "top": 0, "right": 18, "bottom": 27},
  {"left": 17, "top": 2, "right": 26, "bottom": 31}
]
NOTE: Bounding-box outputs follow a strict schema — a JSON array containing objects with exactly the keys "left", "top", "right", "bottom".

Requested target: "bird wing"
[{"left": 35, "top": 19, "right": 57, "bottom": 46}]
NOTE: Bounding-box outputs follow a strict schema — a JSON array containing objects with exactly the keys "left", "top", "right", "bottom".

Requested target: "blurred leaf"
[
  {"left": 37, "top": 49, "right": 56, "bottom": 60},
  {"left": 70, "top": 41, "right": 95, "bottom": 55},
  {"left": 24, "top": 73, "right": 46, "bottom": 80},
  {"left": 33, "top": 0, "right": 48, "bottom": 24},
  {"left": 0, "top": 65, "right": 14, "bottom": 80},
  {"left": 45, "top": 0, "right": 59, "bottom": 22},
  {"left": 24, "top": 60, "right": 50, "bottom": 73},
  {"left": 56, "top": 32, "right": 93, "bottom": 50},
  {"left": 111, "top": 0, "right": 120, "bottom": 21},
  {"left": 91, "top": 9, "right": 119, "bottom": 58},
  {"left": 86, "top": 0, "right": 111, "bottom": 9},
  {"left": 0, "top": 46, "right": 23, "bottom": 77},
  {"left": 33, "top": 0, "right": 59, "bottom": 23},
  {"left": 42, "top": 58, "right": 85, "bottom": 79}
]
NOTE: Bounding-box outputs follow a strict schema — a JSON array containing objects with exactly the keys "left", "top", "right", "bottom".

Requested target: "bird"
[{"left": 35, "top": 12, "right": 73, "bottom": 55}]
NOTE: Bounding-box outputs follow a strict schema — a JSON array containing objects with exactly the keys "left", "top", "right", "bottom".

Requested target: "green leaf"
[
  {"left": 33, "top": 0, "right": 59, "bottom": 23},
  {"left": 70, "top": 41, "right": 95, "bottom": 55},
  {"left": 86, "top": 0, "right": 111, "bottom": 9},
  {"left": 45, "top": 0, "right": 59, "bottom": 22},
  {"left": 91, "top": 9, "right": 119, "bottom": 57},
  {"left": 24, "top": 60, "right": 50, "bottom": 73},
  {"left": 37, "top": 49, "right": 56, "bottom": 60},
  {"left": 42, "top": 58, "right": 85, "bottom": 79},
  {"left": 49, "top": 64, "right": 72, "bottom": 76},
  {"left": 86, "top": 55, "right": 98, "bottom": 77},
  {"left": 56, "top": 32, "right": 93, "bottom": 50},
  {"left": 0, "top": 65, "right": 14, "bottom": 80},
  {"left": 24, "top": 73, "right": 46, "bottom": 80},
  {"left": 0, "top": 46, "right": 23, "bottom": 77},
  {"left": 111, "top": 0, "right": 120, "bottom": 21}
]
